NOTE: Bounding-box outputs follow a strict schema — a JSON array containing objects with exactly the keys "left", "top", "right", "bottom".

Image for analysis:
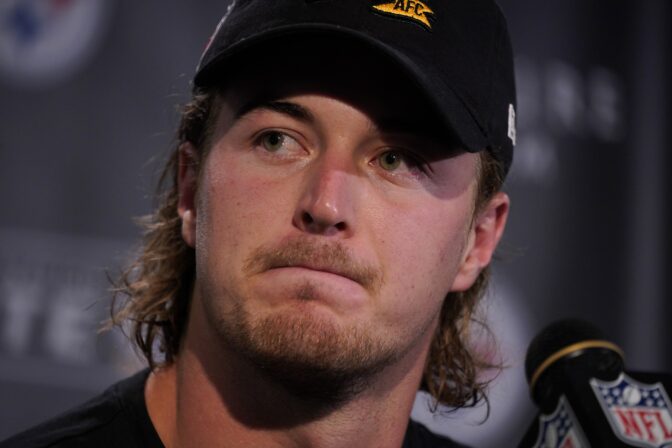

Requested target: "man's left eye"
[
  {"left": 377, "top": 149, "right": 424, "bottom": 173},
  {"left": 378, "top": 150, "right": 403, "bottom": 171}
]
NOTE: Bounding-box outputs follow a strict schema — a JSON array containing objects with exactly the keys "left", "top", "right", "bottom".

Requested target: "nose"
[{"left": 293, "top": 155, "right": 357, "bottom": 237}]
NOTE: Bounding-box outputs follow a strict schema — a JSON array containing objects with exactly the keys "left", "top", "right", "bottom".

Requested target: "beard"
[{"left": 201, "top": 238, "right": 407, "bottom": 406}]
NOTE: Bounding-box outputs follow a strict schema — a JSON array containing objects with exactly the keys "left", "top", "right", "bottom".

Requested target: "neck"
[{"left": 145, "top": 296, "right": 436, "bottom": 448}]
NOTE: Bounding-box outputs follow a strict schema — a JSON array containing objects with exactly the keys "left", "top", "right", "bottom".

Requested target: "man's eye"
[
  {"left": 378, "top": 150, "right": 403, "bottom": 171},
  {"left": 260, "top": 131, "right": 286, "bottom": 152}
]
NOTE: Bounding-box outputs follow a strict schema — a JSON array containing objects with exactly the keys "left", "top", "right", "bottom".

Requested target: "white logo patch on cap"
[{"left": 507, "top": 103, "right": 517, "bottom": 146}]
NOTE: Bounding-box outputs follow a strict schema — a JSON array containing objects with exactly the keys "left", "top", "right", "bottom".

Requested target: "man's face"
[{"left": 179, "top": 39, "right": 503, "bottom": 398}]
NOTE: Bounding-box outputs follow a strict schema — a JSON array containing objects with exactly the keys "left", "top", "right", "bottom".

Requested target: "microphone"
[{"left": 518, "top": 319, "right": 672, "bottom": 448}]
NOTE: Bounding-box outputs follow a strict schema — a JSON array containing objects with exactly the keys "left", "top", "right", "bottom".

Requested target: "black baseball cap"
[{"left": 193, "top": 0, "right": 517, "bottom": 176}]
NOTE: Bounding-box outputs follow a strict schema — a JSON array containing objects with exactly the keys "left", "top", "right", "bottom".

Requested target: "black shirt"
[{"left": 0, "top": 369, "right": 468, "bottom": 447}]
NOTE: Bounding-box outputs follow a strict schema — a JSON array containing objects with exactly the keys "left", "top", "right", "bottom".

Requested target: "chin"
[{"left": 215, "top": 292, "right": 400, "bottom": 404}]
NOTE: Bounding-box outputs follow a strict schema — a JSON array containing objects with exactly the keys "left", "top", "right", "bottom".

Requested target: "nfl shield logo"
[
  {"left": 533, "top": 396, "right": 589, "bottom": 448},
  {"left": 591, "top": 373, "right": 672, "bottom": 448}
]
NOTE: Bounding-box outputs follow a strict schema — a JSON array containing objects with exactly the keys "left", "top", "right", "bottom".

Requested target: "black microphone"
[{"left": 518, "top": 319, "right": 672, "bottom": 448}]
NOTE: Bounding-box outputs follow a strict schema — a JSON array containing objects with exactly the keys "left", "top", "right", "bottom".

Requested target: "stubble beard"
[
  {"left": 202, "top": 239, "right": 406, "bottom": 406},
  {"left": 220, "top": 289, "right": 399, "bottom": 405}
]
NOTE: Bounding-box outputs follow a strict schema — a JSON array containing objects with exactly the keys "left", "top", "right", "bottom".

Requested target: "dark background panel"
[{"left": 0, "top": 0, "right": 669, "bottom": 446}]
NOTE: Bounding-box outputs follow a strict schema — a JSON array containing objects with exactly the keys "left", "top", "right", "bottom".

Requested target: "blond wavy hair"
[{"left": 110, "top": 90, "right": 505, "bottom": 409}]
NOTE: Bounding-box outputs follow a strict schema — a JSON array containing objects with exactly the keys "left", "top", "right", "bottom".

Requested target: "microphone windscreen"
[{"left": 524, "top": 318, "right": 606, "bottom": 385}]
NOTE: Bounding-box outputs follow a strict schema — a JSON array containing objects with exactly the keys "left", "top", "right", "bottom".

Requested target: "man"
[{"left": 1, "top": 0, "right": 515, "bottom": 446}]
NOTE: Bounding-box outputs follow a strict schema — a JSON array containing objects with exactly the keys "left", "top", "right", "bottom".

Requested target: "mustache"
[{"left": 243, "top": 239, "right": 383, "bottom": 293}]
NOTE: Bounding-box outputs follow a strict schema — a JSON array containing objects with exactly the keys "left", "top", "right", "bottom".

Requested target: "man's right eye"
[
  {"left": 260, "top": 131, "right": 286, "bottom": 152},
  {"left": 251, "top": 130, "right": 306, "bottom": 161}
]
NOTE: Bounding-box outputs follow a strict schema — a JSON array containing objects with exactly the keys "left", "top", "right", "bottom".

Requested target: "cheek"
[
  {"left": 365, "top": 205, "right": 471, "bottom": 345},
  {"left": 372, "top": 196, "right": 473, "bottom": 308},
  {"left": 195, "top": 152, "right": 294, "bottom": 267}
]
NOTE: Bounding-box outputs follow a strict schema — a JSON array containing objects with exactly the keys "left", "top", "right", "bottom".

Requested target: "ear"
[
  {"left": 450, "top": 192, "right": 510, "bottom": 292},
  {"left": 177, "top": 142, "right": 199, "bottom": 248}
]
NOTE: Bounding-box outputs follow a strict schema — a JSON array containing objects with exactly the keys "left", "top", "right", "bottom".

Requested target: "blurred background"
[{"left": 0, "top": 0, "right": 669, "bottom": 446}]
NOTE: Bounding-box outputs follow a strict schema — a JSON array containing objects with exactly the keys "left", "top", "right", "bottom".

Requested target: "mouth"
[
  {"left": 270, "top": 263, "right": 359, "bottom": 284},
  {"left": 244, "top": 239, "right": 382, "bottom": 294}
]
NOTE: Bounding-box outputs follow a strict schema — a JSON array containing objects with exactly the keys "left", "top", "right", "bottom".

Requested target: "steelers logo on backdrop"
[{"left": 0, "top": 0, "right": 113, "bottom": 88}]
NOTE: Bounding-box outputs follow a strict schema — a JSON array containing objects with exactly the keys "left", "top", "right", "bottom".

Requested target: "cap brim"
[{"left": 194, "top": 24, "right": 489, "bottom": 154}]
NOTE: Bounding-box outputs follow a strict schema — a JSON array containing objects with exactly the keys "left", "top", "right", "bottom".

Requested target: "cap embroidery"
[
  {"left": 507, "top": 104, "right": 517, "bottom": 146},
  {"left": 372, "top": 0, "right": 435, "bottom": 30}
]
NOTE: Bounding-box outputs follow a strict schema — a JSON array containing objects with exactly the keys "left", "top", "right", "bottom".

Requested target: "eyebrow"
[
  {"left": 235, "top": 99, "right": 315, "bottom": 123},
  {"left": 233, "top": 98, "right": 456, "bottom": 155}
]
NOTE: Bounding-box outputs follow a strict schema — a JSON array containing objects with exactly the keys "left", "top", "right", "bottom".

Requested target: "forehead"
[{"left": 213, "top": 35, "right": 457, "bottom": 145}]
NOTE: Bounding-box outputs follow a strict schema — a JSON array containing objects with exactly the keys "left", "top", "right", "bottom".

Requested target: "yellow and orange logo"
[{"left": 372, "top": 0, "right": 435, "bottom": 30}]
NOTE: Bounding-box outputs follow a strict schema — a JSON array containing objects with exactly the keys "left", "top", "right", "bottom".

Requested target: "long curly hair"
[{"left": 110, "top": 89, "right": 505, "bottom": 409}]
